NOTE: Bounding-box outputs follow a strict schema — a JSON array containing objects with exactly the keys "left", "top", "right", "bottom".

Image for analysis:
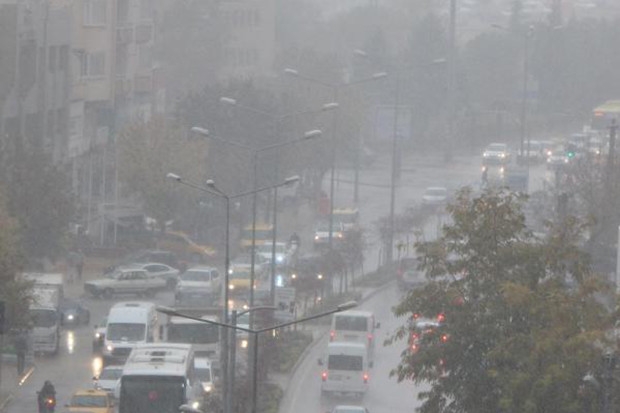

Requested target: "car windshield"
[
  {"left": 230, "top": 270, "right": 250, "bottom": 280},
  {"left": 71, "top": 395, "right": 108, "bottom": 407},
  {"left": 106, "top": 323, "right": 146, "bottom": 341},
  {"left": 487, "top": 144, "right": 506, "bottom": 151},
  {"left": 195, "top": 367, "right": 212, "bottom": 382},
  {"left": 99, "top": 368, "right": 123, "bottom": 380},
  {"left": 181, "top": 270, "right": 210, "bottom": 282}
]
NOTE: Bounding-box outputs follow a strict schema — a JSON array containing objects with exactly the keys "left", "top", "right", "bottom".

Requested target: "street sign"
[{"left": 274, "top": 287, "right": 296, "bottom": 322}]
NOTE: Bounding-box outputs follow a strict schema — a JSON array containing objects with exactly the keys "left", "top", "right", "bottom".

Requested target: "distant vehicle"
[
  {"left": 329, "top": 406, "right": 370, "bottom": 413},
  {"left": 591, "top": 99, "right": 620, "bottom": 135},
  {"left": 118, "top": 343, "right": 202, "bottom": 413},
  {"left": 422, "top": 187, "right": 449, "bottom": 207},
  {"left": 102, "top": 302, "right": 159, "bottom": 366},
  {"left": 227, "top": 264, "right": 254, "bottom": 292},
  {"left": 482, "top": 143, "right": 510, "bottom": 165},
  {"left": 174, "top": 266, "right": 221, "bottom": 308},
  {"left": 333, "top": 208, "right": 360, "bottom": 231},
  {"left": 546, "top": 150, "right": 570, "bottom": 170},
  {"left": 162, "top": 314, "right": 221, "bottom": 359},
  {"left": 154, "top": 231, "right": 216, "bottom": 263},
  {"left": 93, "top": 365, "right": 123, "bottom": 396},
  {"left": 407, "top": 315, "right": 443, "bottom": 354},
  {"left": 313, "top": 221, "right": 345, "bottom": 249},
  {"left": 66, "top": 388, "right": 115, "bottom": 413},
  {"left": 194, "top": 357, "right": 216, "bottom": 395},
  {"left": 319, "top": 342, "right": 369, "bottom": 398},
  {"left": 93, "top": 316, "right": 107, "bottom": 352},
  {"left": 255, "top": 242, "right": 289, "bottom": 266},
  {"left": 84, "top": 269, "right": 166, "bottom": 299},
  {"left": 330, "top": 310, "right": 380, "bottom": 363},
  {"left": 231, "top": 252, "right": 268, "bottom": 275},
  {"left": 104, "top": 250, "right": 180, "bottom": 275},
  {"left": 23, "top": 273, "right": 64, "bottom": 355},
  {"left": 119, "top": 262, "right": 180, "bottom": 290},
  {"left": 523, "top": 140, "right": 543, "bottom": 164},
  {"left": 239, "top": 224, "right": 274, "bottom": 251},
  {"left": 60, "top": 298, "right": 91, "bottom": 326}
]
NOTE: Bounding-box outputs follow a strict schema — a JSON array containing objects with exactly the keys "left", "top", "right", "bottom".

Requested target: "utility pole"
[
  {"left": 601, "top": 352, "right": 616, "bottom": 413},
  {"left": 445, "top": 0, "right": 456, "bottom": 162}
]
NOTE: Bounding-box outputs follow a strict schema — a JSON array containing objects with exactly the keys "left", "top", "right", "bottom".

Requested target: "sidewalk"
[{"left": 0, "top": 358, "right": 35, "bottom": 413}]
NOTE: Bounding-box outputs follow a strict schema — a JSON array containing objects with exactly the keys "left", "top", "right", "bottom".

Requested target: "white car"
[
  {"left": 175, "top": 266, "right": 221, "bottom": 307},
  {"left": 120, "top": 262, "right": 180, "bottom": 290},
  {"left": 313, "top": 221, "right": 345, "bottom": 248},
  {"left": 482, "top": 143, "right": 510, "bottom": 165},
  {"left": 93, "top": 365, "right": 123, "bottom": 396},
  {"left": 255, "top": 242, "right": 289, "bottom": 266},
  {"left": 330, "top": 406, "right": 370, "bottom": 413},
  {"left": 84, "top": 269, "right": 166, "bottom": 298},
  {"left": 195, "top": 357, "right": 216, "bottom": 395},
  {"left": 422, "top": 186, "right": 448, "bottom": 207}
]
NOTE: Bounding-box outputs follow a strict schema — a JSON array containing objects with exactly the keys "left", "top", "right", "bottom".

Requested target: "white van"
[
  {"left": 330, "top": 310, "right": 379, "bottom": 362},
  {"left": 319, "top": 342, "right": 369, "bottom": 398},
  {"left": 103, "top": 302, "right": 158, "bottom": 365}
]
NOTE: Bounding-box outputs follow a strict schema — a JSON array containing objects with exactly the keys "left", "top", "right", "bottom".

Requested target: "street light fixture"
[
  {"left": 283, "top": 67, "right": 387, "bottom": 290},
  {"left": 165, "top": 173, "right": 300, "bottom": 413},
  {"left": 212, "top": 102, "right": 333, "bottom": 309},
  {"left": 156, "top": 300, "right": 357, "bottom": 413}
]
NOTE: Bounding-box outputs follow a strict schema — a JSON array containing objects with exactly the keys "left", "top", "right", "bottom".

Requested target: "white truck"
[
  {"left": 23, "top": 273, "right": 64, "bottom": 355},
  {"left": 161, "top": 310, "right": 221, "bottom": 360}
]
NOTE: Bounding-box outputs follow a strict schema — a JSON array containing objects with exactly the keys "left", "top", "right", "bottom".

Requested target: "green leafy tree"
[
  {"left": 2, "top": 139, "right": 75, "bottom": 261},
  {"left": 389, "top": 188, "right": 610, "bottom": 413},
  {"left": 117, "top": 116, "right": 208, "bottom": 232},
  {"left": 0, "top": 191, "right": 30, "bottom": 330}
]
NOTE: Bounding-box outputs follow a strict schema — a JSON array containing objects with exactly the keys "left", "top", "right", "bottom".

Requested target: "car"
[
  {"left": 239, "top": 223, "right": 274, "bottom": 251},
  {"left": 66, "top": 388, "right": 114, "bottom": 413},
  {"left": 546, "top": 150, "right": 570, "bottom": 170},
  {"left": 103, "top": 250, "right": 180, "bottom": 275},
  {"left": 93, "top": 316, "right": 107, "bottom": 352},
  {"left": 330, "top": 406, "right": 370, "bottom": 413},
  {"left": 60, "top": 298, "right": 90, "bottom": 326},
  {"left": 227, "top": 264, "right": 254, "bottom": 292},
  {"left": 231, "top": 252, "right": 268, "bottom": 275},
  {"left": 333, "top": 207, "right": 360, "bottom": 231},
  {"left": 523, "top": 140, "right": 543, "bottom": 164},
  {"left": 255, "top": 242, "right": 289, "bottom": 266},
  {"left": 313, "top": 221, "right": 345, "bottom": 249},
  {"left": 154, "top": 231, "right": 216, "bottom": 263},
  {"left": 482, "top": 143, "right": 510, "bottom": 165},
  {"left": 407, "top": 313, "right": 447, "bottom": 354},
  {"left": 422, "top": 186, "right": 449, "bottom": 207},
  {"left": 195, "top": 357, "right": 217, "bottom": 395},
  {"left": 84, "top": 268, "right": 166, "bottom": 299},
  {"left": 174, "top": 266, "right": 221, "bottom": 307},
  {"left": 93, "top": 365, "right": 123, "bottom": 396},
  {"left": 119, "top": 262, "right": 180, "bottom": 290}
]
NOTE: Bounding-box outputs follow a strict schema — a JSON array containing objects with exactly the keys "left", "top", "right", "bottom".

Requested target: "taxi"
[{"left": 66, "top": 389, "right": 114, "bottom": 413}]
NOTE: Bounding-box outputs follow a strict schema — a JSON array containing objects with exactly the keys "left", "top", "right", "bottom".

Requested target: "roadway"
[{"left": 5, "top": 150, "right": 551, "bottom": 412}]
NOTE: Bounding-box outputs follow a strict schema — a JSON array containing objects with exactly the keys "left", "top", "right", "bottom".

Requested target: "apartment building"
[
  {"left": 70, "top": 0, "right": 159, "bottom": 243},
  {"left": 0, "top": 0, "right": 72, "bottom": 164}
]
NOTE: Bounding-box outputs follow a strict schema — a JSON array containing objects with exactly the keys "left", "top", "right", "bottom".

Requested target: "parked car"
[
  {"left": 84, "top": 269, "right": 166, "bottom": 299},
  {"left": 119, "top": 262, "right": 180, "bottom": 290},
  {"left": 103, "top": 250, "right": 180, "bottom": 275},
  {"left": 422, "top": 186, "right": 449, "bottom": 207},
  {"left": 60, "top": 298, "right": 91, "bottom": 326}
]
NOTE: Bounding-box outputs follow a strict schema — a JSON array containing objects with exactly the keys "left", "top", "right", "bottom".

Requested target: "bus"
[
  {"left": 162, "top": 315, "right": 220, "bottom": 360},
  {"left": 119, "top": 343, "right": 202, "bottom": 413},
  {"left": 591, "top": 100, "right": 620, "bottom": 134}
]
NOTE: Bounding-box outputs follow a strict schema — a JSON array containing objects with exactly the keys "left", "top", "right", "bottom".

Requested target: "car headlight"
[
  {"left": 67, "top": 314, "right": 74, "bottom": 321},
  {"left": 229, "top": 284, "right": 234, "bottom": 290},
  {"left": 314, "top": 235, "right": 319, "bottom": 241},
  {"left": 276, "top": 256, "right": 284, "bottom": 263},
  {"left": 106, "top": 344, "right": 114, "bottom": 352},
  {"left": 499, "top": 153, "right": 505, "bottom": 158},
  {"left": 241, "top": 339, "right": 248, "bottom": 349},
  {"left": 203, "top": 383, "right": 213, "bottom": 393},
  {"left": 483, "top": 153, "right": 489, "bottom": 157},
  {"left": 192, "top": 401, "right": 201, "bottom": 410},
  {"left": 95, "top": 332, "right": 101, "bottom": 339}
]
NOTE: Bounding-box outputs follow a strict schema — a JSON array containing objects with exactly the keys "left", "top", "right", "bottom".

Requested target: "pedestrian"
[
  {"left": 76, "top": 249, "right": 84, "bottom": 281},
  {"left": 14, "top": 329, "right": 27, "bottom": 376}
]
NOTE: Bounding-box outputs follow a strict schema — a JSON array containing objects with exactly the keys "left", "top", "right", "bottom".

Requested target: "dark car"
[
  {"left": 103, "top": 249, "right": 180, "bottom": 275},
  {"left": 60, "top": 299, "right": 91, "bottom": 326}
]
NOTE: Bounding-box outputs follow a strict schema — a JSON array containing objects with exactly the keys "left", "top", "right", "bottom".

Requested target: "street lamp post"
[
  {"left": 165, "top": 173, "right": 300, "bottom": 413},
  {"left": 216, "top": 100, "right": 335, "bottom": 307},
  {"left": 156, "top": 300, "right": 358, "bottom": 413},
  {"left": 284, "top": 68, "right": 387, "bottom": 291}
]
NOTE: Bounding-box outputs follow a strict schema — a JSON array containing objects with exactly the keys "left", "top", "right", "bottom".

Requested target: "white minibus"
[
  {"left": 103, "top": 302, "right": 158, "bottom": 365},
  {"left": 319, "top": 342, "right": 369, "bottom": 398}
]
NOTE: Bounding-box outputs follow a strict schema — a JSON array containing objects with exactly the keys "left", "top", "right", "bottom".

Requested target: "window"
[
  {"left": 83, "top": 0, "right": 107, "bottom": 26},
  {"left": 81, "top": 52, "right": 105, "bottom": 78}
]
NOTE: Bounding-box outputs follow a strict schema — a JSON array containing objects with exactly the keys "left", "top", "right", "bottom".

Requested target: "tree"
[
  {"left": 0, "top": 191, "right": 30, "bottom": 331},
  {"left": 117, "top": 116, "right": 208, "bottom": 232},
  {"left": 389, "top": 187, "right": 610, "bottom": 413},
  {"left": 1, "top": 138, "right": 75, "bottom": 262}
]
